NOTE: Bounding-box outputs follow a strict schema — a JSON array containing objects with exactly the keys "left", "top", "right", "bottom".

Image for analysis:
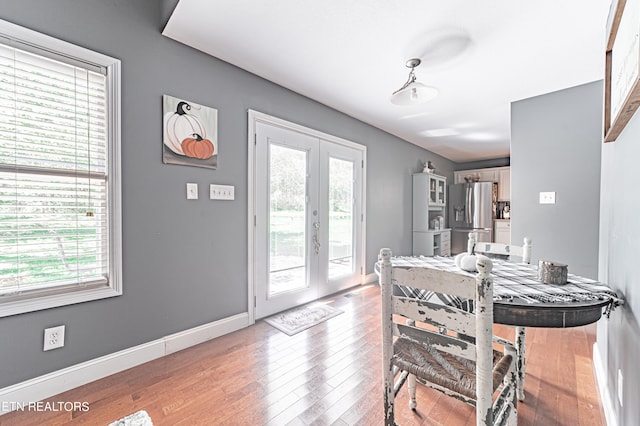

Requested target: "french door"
[{"left": 252, "top": 117, "right": 364, "bottom": 319}]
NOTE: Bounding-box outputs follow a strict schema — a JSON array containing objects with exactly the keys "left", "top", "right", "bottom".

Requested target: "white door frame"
[{"left": 247, "top": 110, "right": 367, "bottom": 324}]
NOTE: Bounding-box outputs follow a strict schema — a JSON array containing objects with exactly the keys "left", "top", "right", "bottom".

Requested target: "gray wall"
[
  {"left": 0, "top": 0, "right": 454, "bottom": 388},
  {"left": 510, "top": 81, "right": 602, "bottom": 278},
  {"left": 597, "top": 106, "right": 640, "bottom": 425}
]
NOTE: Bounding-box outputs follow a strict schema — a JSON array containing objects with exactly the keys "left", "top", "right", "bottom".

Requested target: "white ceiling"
[{"left": 163, "top": 0, "right": 612, "bottom": 163}]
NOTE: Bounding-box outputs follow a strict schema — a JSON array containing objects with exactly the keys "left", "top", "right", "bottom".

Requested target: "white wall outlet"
[
  {"left": 186, "top": 183, "right": 198, "bottom": 200},
  {"left": 618, "top": 369, "right": 624, "bottom": 406},
  {"left": 539, "top": 191, "right": 556, "bottom": 204},
  {"left": 43, "top": 325, "right": 65, "bottom": 351},
  {"left": 210, "top": 184, "right": 235, "bottom": 201}
]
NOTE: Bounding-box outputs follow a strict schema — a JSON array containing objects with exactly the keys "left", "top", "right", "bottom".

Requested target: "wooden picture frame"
[{"left": 604, "top": 0, "right": 640, "bottom": 142}]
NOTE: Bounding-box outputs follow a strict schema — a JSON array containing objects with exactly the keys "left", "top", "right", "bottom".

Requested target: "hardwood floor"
[{"left": 1, "top": 284, "right": 606, "bottom": 425}]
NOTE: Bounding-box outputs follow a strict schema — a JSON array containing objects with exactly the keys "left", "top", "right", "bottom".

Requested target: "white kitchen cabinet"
[
  {"left": 454, "top": 166, "right": 511, "bottom": 201},
  {"left": 477, "top": 169, "right": 497, "bottom": 182},
  {"left": 440, "top": 229, "right": 451, "bottom": 256},
  {"left": 428, "top": 174, "right": 446, "bottom": 207},
  {"left": 494, "top": 220, "right": 511, "bottom": 244},
  {"left": 412, "top": 173, "right": 446, "bottom": 232},
  {"left": 454, "top": 168, "right": 496, "bottom": 183},
  {"left": 413, "top": 229, "right": 451, "bottom": 257},
  {"left": 498, "top": 168, "right": 510, "bottom": 201},
  {"left": 413, "top": 173, "right": 448, "bottom": 256}
]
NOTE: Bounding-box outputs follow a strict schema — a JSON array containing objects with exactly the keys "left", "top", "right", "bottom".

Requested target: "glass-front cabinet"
[
  {"left": 413, "top": 173, "right": 450, "bottom": 256},
  {"left": 428, "top": 174, "right": 446, "bottom": 206}
]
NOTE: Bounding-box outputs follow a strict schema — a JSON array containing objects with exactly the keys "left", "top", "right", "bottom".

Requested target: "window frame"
[{"left": 0, "top": 19, "right": 122, "bottom": 317}]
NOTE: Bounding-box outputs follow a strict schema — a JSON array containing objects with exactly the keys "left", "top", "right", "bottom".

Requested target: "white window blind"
[{"left": 0, "top": 22, "right": 120, "bottom": 313}]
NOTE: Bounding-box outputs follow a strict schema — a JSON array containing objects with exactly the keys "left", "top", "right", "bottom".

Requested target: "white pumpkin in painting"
[{"left": 163, "top": 101, "right": 207, "bottom": 156}]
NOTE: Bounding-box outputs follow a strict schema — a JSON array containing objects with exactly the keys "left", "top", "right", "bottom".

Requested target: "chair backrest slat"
[
  {"left": 392, "top": 266, "right": 476, "bottom": 299},
  {"left": 392, "top": 296, "right": 475, "bottom": 337}
]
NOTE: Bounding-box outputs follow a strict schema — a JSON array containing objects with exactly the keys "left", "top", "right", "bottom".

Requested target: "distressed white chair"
[
  {"left": 379, "top": 248, "right": 518, "bottom": 426},
  {"left": 468, "top": 233, "right": 532, "bottom": 264},
  {"left": 468, "top": 232, "right": 532, "bottom": 402}
]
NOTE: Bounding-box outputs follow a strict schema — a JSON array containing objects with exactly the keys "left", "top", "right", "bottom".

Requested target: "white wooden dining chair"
[
  {"left": 468, "top": 232, "right": 531, "bottom": 402},
  {"left": 379, "top": 248, "right": 518, "bottom": 426},
  {"left": 468, "top": 233, "right": 532, "bottom": 264}
]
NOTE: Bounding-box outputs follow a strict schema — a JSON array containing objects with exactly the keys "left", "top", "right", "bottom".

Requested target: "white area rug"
[
  {"left": 108, "top": 410, "right": 153, "bottom": 426},
  {"left": 264, "top": 303, "right": 343, "bottom": 336}
]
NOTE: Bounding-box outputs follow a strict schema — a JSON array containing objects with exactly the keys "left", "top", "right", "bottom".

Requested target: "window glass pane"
[
  {"left": 0, "top": 172, "right": 108, "bottom": 294},
  {"left": 0, "top": 48, "right": 107, "bottom": 174},
  {"left": 0, "top": 37, "right": 111, "bottom": 302}
]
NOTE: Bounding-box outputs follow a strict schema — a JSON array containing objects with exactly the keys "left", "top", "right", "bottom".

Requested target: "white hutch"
[{"left": 412, "top": 173, "right": 451, "bottom": 256}]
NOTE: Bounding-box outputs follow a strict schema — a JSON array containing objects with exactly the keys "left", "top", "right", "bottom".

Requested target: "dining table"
[{"left": 376, "top": 254, "right": 624, "bottom": 401}]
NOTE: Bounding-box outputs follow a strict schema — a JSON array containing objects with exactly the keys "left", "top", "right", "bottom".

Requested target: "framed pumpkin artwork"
[{"left": 162, "top": 95, "right": 218, "bottom": 169}]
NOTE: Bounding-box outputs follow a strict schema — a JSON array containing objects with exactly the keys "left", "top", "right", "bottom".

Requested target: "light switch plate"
[
  {"left": 539, "top": 191, "right": 555, "bottom": 204},
  {"left": 186, "top": 183, "right": 198, "bottom": 200},
  {"left": 210, "top": 184, "right": 235, "bottom": 200}
]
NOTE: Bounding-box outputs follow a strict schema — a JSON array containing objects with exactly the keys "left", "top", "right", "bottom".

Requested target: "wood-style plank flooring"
[{"left": 1, "top": 284, "right": 606, "bottom": 425}]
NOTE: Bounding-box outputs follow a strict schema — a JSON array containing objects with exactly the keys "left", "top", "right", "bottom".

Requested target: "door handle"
[
  {"left": 466, "top": 187, "right": 472, "bottom": 224},
  {"left": 313, "top": 222, "right": 320, "bottom": 254}
]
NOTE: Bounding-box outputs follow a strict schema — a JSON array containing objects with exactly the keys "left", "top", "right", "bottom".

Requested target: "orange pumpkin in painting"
[{"left": 181, "top": 133, "right": 214, "bottom": 159}]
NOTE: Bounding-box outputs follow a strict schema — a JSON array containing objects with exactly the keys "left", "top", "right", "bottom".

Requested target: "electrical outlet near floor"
[{"left": 43, "top": 325, "right": 65, "bottom": 351}]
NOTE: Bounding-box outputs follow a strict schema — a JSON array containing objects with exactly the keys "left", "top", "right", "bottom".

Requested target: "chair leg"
[
  {"left": 504, "top": 343, "right": 519, "bottom": 426},
  {"left": 408, "top": 373, "right": 417, "bottom": 410},
  {"left": 516, "top": 326, "right": 526, "bottom": 401},
  {"left": 384, "top": 362, "right": 395, "bottom": 426}
]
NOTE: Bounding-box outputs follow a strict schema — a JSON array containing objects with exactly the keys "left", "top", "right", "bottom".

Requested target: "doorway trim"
[{"left": 247, "top": 110, "right": 367, "bottom": 325}]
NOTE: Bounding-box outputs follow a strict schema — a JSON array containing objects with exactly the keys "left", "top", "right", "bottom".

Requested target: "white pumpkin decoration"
[
  {"left": 163, "top": 101, "right": 207, "bottom": 156},
  {"left": 455, "top": 253, "right": 491, "bottom": 273}
]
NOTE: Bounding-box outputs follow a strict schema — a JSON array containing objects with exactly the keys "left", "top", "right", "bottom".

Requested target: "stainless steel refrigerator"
[{"left": 448, "top": 182, "right": 496, "bottom": 254}]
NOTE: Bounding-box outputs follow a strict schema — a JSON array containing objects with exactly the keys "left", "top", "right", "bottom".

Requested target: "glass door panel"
[
  {"left": 254, "top": 121, "right": 319, "bottom": 319},
  {"left": 318, "top": 141, "right": 363, "bottom": 295},
  {"left": 268, "top": 144, "right": 307, "bottom": 295},
  {"left": 327, "top": 157, "right": 354, "bottom": 280}
]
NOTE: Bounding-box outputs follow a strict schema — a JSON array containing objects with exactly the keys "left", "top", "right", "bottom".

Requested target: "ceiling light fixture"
[{"left": 390, "top": 58, "right": 438, "bottom": 106}]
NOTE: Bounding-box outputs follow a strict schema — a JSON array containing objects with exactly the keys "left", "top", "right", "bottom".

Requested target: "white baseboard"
[
  {"left": 593, "top": 342, "right": 618, "bottom": 426},
  {"left": 363, "top": 272, "right": 378, "bottom": 284},
  {"left": 164, "top": 312, "right": 249, "bottom": 355},
  {"left": 0, "top": 312, "right": 250, "bottom": 415}
]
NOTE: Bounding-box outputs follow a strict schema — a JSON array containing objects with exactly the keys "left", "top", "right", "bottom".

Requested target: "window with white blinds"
[{"left": 0, "top": 19, "right": 121, "bottom": 317}]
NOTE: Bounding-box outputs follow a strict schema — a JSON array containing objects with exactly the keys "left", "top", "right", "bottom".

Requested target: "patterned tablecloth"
[{"left": 378, "top": 256, "right": 623, "bottom": 316}]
